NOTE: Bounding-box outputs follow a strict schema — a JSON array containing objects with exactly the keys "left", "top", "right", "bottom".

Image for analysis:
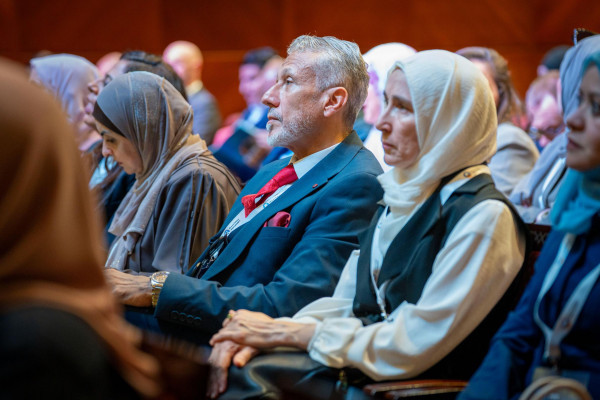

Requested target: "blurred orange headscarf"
[{"left": 0, "top": 58, "right": 160, "bottom": 397}]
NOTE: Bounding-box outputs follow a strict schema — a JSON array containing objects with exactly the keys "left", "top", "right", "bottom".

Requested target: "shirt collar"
[
  {"left": 185, "top": 80, "right": 203, "bottom": 97},
  {"left": 440, "top": 165, "right": 490, "bottom": 205},
  {"left": 291, "top": 142, "right": 340, "bottom": 179}
]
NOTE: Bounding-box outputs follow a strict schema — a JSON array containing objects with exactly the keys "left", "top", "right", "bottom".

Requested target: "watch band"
[{"left": 150, "top": 271, "right": 170, "bottom": 308}]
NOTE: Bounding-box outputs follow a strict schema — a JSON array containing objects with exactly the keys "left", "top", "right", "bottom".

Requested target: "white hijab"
[
  {"left": 99, "top": 72, "right": 209, "bottom": 269},
  {"left": 363, "top": 43, "right": 417, "bottom": 172},
  {"left": 363, "top": 43, "right": 417, "bottom": 102},
  {"left": 378, "top": 50, "right": 498, "bottom": 220}
]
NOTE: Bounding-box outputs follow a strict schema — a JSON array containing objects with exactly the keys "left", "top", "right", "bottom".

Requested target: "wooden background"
[{"left": 2, "top": 0, "right": 600, "bottom": 118}]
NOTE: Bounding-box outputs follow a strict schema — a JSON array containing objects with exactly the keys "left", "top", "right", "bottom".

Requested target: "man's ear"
[{"left": 323, "top": 87, "right": 348, "bottom": 118}]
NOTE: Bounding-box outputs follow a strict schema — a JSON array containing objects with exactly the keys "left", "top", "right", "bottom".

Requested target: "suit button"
[
  {"left": 194, "top": 317, "right": 202, "bottom": 326},
  {"left": 170, "top": 310, "right": 179, "bottom": 319},
  {"left": 178, "top": 314, "right": 186, "bottom": 322}
]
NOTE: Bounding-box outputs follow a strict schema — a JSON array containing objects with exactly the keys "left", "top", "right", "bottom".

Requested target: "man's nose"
[{"left": 261, "top": 83, "right": 278, "bottom": 108}]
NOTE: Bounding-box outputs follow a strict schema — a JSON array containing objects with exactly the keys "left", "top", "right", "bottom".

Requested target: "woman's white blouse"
[{"left": 284, "top": 166, "right": 526, "bottom": 381}]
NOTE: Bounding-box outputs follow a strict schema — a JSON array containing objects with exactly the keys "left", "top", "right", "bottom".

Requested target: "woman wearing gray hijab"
[
  {"left": 94, "top": 71, "right": 240, "bottom": 274},
  {"left": 30, "top": 54, "right": 100, "bottom": 152},
  {"left": 510, "top": 34, "right": 600, "bottom": 223}
]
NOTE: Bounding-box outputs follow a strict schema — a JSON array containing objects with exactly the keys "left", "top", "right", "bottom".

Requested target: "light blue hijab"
[{"left": 550, "top": 52, "right": 600, "bottom": 234}]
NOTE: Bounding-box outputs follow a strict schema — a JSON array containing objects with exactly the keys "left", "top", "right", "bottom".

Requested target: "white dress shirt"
[
  {"left": 221, "top": 143, "right": 339, "bottom": 236},
  {"left": 284, "top": 166, "right": 526, "bottom": 381}
]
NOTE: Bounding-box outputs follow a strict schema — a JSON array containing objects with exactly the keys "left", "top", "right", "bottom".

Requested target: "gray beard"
[{"left": 266, "top": 115, "right": 311, "bottom": 148}]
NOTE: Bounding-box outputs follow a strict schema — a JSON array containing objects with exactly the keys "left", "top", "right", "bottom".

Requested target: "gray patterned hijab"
[
  {"left": 97, "top": 71, "right": 209, "bottom": 269},
  {"left": 510, "top": 34, "right": 600, "bottom": 206},
  {"left": 30, "top": 54, "right": 99, "bottom": 124},
  {"left": 560, "top": 35, "right": 600, "bottom": 121}
]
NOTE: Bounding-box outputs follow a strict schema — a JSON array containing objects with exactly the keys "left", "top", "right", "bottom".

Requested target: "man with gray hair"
[{"left": 106, "top": 35, "right": 383, "bottom": 343}]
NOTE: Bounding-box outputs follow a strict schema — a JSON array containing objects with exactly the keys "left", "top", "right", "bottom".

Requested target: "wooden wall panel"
[{"left": 1, "top": 0, "right": 599, "bottom": 118}]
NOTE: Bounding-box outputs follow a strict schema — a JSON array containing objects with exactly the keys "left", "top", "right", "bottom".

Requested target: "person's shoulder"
[
  {"left": 498, "top": 123, "right": 538, "bottom": 152},
  {"left": 339, "top": 145, "right": 383, "bottom": 178},
  {"left": 190, "top": 88, "right": 217, "bottom": 107},
  {"left": 167, "top": 154, "right": 237, "bottom": 186},
  {"left": 329, "top": 133, "right": 384, "bottom": 177}
]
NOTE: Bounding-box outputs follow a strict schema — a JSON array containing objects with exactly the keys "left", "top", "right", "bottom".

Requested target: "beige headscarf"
[
  {"left": 0, "top": 59, "right": 160, "bottom": 396},
  {"left": 97, "top": 71, "right": 209, "bottom": 269},
  {"left": 378, "top": 50, "right": 498, "bottom": 217}
]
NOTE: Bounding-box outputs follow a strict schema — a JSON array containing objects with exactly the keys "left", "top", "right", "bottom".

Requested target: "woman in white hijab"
[
  {"left": 206, "top": 50, "right": 527, "bottom": 399},
  {"left": 94, "top": 71, "right": 240, "bottom": 274},
  {"left": 362, "top": 43, "right": 416, "bottom": 171},
  {"left": 30, "top": 54, "right": 100, "bottom": 152}
]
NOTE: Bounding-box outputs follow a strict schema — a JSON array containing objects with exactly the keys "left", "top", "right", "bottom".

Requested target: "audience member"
[
  {"left": 361, "top": 42, "right": 416, "bottom": 171},
  {"left": 537, "top": 45, "right": 570, "bottom": 76},
  {"left": 211, "top": 47, "right": 279, "bottom": 181},
  {"left": 163, "top": 40, "right": 222, "bottom": 144},
  {"left": 85, "top": 50, "right": 190, "bottom": 245},
  {"left": 253, "top": 56, "right": 293, "bottom": 165},
  {"left": 104, "top": 35, "right": 383, "bottom": 344},
  {"left": 96, "top": 51, "right": 122, "bottom": 77},
  {"left": 457, "top": 47, "right": 539, "bottom": 196},
  {"left": 460, "top": 50, "right": 600, "bottom": 400},
  {"left": 207, "top": 50, "right": 527, "bottom": 399},
  {"left": 30, "top": 54, "right": 100, "bottom": 152},
  {"left": 95, "top": 71, "right": 240, "bottom": 274},
  {"left": 510, "top": 35, "right": 600, "bottom": 223},
  {"left": 0, "top": 57, "right": 160, "bottom": 399},
  {"left": 238, "top": 46, "right": 278, "bottom": 125},
  {"left": 212, "top": 47, "right": 278, "bottom": 148},
  {"left": 526, "top": 71, "right": 563, "bottom": 149}
]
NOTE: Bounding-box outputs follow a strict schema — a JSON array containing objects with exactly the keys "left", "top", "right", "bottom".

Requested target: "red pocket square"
[{"left": 263, "top": 211, "right": 291, "bottom": 228}]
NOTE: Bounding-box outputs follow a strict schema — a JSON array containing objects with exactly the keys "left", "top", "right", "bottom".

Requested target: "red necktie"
[{"left": 241, "top": 164, "right": 298, "bottom": 217}]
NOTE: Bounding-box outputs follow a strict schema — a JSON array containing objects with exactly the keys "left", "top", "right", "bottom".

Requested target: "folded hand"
[{"left": 207, "top": 340, "right": 259, "bottom": 399}]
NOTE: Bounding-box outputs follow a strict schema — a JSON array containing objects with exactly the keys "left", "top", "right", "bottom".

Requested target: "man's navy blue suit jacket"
[{"left": 128, "top": 131, "right": 383, "bottom": 339}]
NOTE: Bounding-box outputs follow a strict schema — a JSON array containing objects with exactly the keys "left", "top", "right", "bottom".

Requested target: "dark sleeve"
[
  {"left": 155, "top": 170, "right": 383, "bottom": 334},
  {"left": 459, "top": 237, "right": 557, "bottom": 400},
  {"left": 0, "top": 307, "right": 138, "bottom": 400},
  {"left": 138, "top": 167, "right": 234, "bottom": 274}
]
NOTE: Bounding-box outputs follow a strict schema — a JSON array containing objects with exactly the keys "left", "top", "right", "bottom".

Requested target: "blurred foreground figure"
[{"left": 0, "top": 58, "right": 160, "bottom": 399}]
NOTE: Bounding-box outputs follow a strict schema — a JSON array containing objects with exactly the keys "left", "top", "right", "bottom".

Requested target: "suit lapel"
[
  {"left": 213, "top": 158, "right": 290, "bottom": 236},
  {"left": 201, "top": 132, "right": 364, "bottom": 281}
]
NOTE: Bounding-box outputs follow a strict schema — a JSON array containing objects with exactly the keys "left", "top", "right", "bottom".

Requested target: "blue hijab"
[{"left": 551, "top": 52, "right": 600, "bottom": 234}]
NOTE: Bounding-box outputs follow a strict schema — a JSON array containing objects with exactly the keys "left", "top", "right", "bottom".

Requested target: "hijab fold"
[
  {"left": 0, "top": 58, "right": 160, "bottom": 397},
  {"left": 98, "top": 72, "right": 209, "bottom": 270}
]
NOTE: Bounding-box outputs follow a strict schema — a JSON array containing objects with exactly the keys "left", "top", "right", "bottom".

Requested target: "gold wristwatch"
[{"left": 150, "top": 271, "right": 170, "bottom": 307}]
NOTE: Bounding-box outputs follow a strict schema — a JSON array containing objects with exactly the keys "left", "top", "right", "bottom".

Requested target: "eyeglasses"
[{"left": 530, "top": 124, "right": 565, "bottom": 139}]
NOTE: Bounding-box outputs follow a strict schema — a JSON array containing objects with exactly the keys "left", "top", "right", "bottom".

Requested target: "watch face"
[{"left": 152, "top": 271, "right": 169, "bottom": 284}]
